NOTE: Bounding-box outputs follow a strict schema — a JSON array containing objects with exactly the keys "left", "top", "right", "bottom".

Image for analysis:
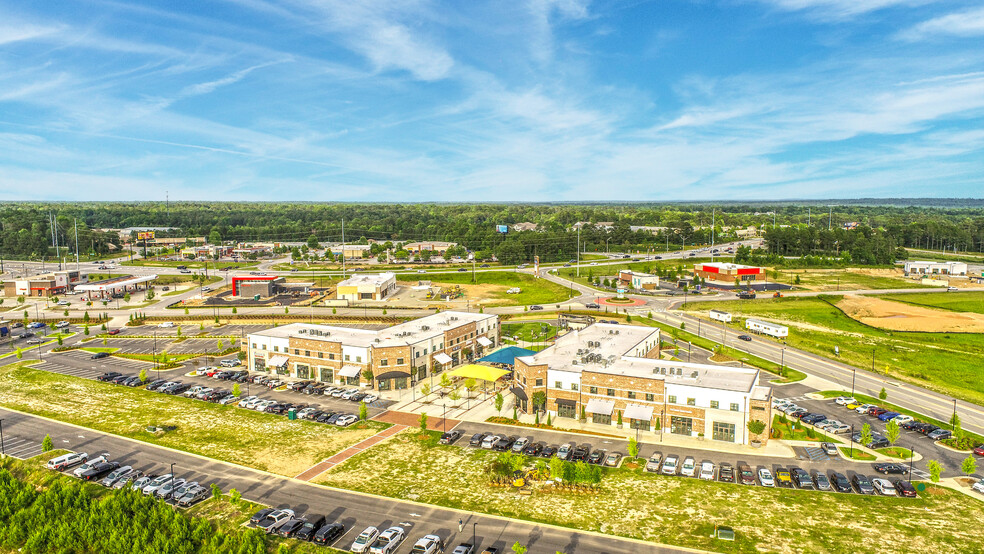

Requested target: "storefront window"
[
  {"left": 592, "top": 413, "right": 612, "bottom": 425},
  {"left": 254, "top": 358, "right": 266, "bottom": 372},
  {"left": 319, "top": 368, "right": 333, "bottom": 383},
  {"left": 670, "top": 416, "right": 693, "bottom": 436},
  {"left": 630, "top": 419, "right": 650, "bottom": 431},
  {"left": 395, "top": 377, "right": 408, "bottom": 389},
  {"left": 346, "top": 376, "right": 359, "bottom": 386},
  {"left": 557, "top": 403, "right": 577, "bottom": 419},
  {"left": 713, "top": 422, "right": 736, "bottom": 442},
  {"left": 296, "top": 364, "right": 310, "bottom": 379},
  {"left": 378, "top": 379, "right": 391, "bottom": 391}
]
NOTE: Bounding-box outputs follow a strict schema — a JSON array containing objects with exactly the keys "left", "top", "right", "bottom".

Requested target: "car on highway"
[
  {"left": 830, "top": 472, "right": 852, "bottom": 493},
  {"left": 872, "top": 478, "right": 897, "bottom": 496},
  {"left": 737, "top": 334, "right": 752, "bottom": 341},
  {"left": 351, "top": 526, "right": 381, "bottom": 553},
  {"left": 313, "top": 522, "right": 346, "bottom": 545},
  {"left": 698, "top": 462, "right": 715, "bottom": 481},
  {"left": 369, "top": 526, "right": 406, "bottom": 554},
  {"left": 758, "top": 468, "right": 775, "bottom": 487},
  {"left": 661, "top": 455, "right": 678, "bottom": 475},
  {"left": 529, "top": 305, "right": 543, "bottom": 311},
  {"left": 645, "top": 453, "right": 662, "bottom": 473}
]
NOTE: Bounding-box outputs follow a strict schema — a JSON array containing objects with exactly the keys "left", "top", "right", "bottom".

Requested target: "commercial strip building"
[
  {"left": 402, "top": 241, "right": 458, "bottom": 256},
  {"left": 511, "top": 323, "right": 772, "bottom": 446},
  {"left": 336, "top": 272, "right": 397, "bottom": 301},
  {"left": 4, "top": 270, "right": 87, "bottom": 297},
  {"left": 245, "top": 311, "right": 500, "bottom": 391},
  {"left": 693, "top": 262, "right": 766, "bottom": 284},
  {"left": 616, "top": 269, "right": 660, "bottom": 290},
  {"left": 903, "top": 261, "right": 968, "bottom": 276}
]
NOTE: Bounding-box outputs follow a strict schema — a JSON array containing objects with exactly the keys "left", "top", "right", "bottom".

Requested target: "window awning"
[
  {"left": 338, "top": 365, "right": 361, "bottom": 378},
  {"left": 510, "top": 386, "right": 528, "bottom": 401},
  {"left": 434, "top": 353, "right": 453, "bottom": 364},
  {"left": 376, "top": 370, "right": 410, "bottom": 380},
  {"left": 555, "top": 398, "right": 576, "bottom": 407},
  {"left": 476, "top": 337, "right": 493, "bottom": 347},
  {"left": 624, "top": 404, "right": 654, "bottom": 421},
  {"left": 585, "top": 398, "right": 615, "bottom": 416},
  {"left": 266, "top": 355, "right": 289, "bottom": 368},
  {"left": 447, "top": 364, "right": 510, "bottom": 382}
]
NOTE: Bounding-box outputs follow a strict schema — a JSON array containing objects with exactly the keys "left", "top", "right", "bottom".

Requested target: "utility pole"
[
  {"left": 576, "top": 227, "right": 580, "bottom": 277},
  {"left": 710, "top": 208, "right": 715, "bottom": 262},
  {"left": 828, "top": 207, "right": 832, "bottom": 231},
  {"left": 341, "top": 218, "right": 346, "bottom": 279},
  {"left": 74, "top": 219, "right": 79, "bottom": 270}
]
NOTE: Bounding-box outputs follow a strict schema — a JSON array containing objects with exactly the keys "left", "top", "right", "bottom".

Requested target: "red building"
[{"left": 693, "top": 262, "right": 765, "bottom": 284}]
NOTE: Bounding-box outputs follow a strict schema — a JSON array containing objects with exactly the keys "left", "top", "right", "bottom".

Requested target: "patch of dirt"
[{"left": 837, "top": 295, "right": 984, "bottom": 333}]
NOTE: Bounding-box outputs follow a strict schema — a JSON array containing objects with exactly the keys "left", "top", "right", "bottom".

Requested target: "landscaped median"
[
  {"left": 315, "top": 428, "right": 982, "bottom": 552},
  {"left": 0, "top": 362, "right": 388, "bottom": 477}
]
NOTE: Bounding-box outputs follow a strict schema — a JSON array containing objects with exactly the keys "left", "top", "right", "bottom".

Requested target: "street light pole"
[
  {"left": 850, "top": 367, "right": 856, "bottom": 399},
  {"left": 443, "top": 404, "right": 447, "bottom": 433},
  {"left": 473, "top": 522, "right": 477, "bottom": 549},
  {"left": 0, "top": 418, "right": 5, "bottom": 458},
  {"left": 169, "top": 462, "right": 175, "bottom": 501},
  {"left": 952, "top": 399, "right": 957, "bottom": 430}
]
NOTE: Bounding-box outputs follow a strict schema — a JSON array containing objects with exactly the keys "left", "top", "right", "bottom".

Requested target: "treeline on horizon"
[{"left": 1, "top": 202, "right": 982, "bottom": 264}]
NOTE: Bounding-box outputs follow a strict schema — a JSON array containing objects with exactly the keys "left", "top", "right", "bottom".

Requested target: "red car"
[
  {"left": 973, "top": 444, "right": 984, "bottom": 456},
  {"left": 867, "top": 406, "right": 886, "bottom": 417},
  {"left": 108, "top": 329, "right": 121, "bottom": 335}
]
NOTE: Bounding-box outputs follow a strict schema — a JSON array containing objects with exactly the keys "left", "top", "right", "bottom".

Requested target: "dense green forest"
[
  {"left": 1, "top": 202, "right": 982, "bottom": 264},
  {"left": 0, "top": 468, "right": 266, "bottom": 553}
]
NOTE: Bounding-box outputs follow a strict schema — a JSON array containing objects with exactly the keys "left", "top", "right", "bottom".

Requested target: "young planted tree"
[
  {"left": 359, "top": 401, "right": 369, "bottom": 421},
  {"left": 232, "top": 383, "right": 241, "bottom": 397},
  {"left": 962, "top": 455, "right": 977, "bottom": 477},
  {"left": 627, "top": 437, "right": 639, "bottom": 459},
  {"left": 421, "top": 383, "right": 431, "bottom": 397},
  {"left": 494, "top": 392, "right": 504, "bottom": 414},
  {"left": 139, "top": 369, "right": 147, "bottom": 383},
  {"left": 860, "top": 422, "right": 873, "bottom": 447},
  {"left": 42, "top": 434, "right": 53, "bottom": 453},
  {"left": 885, "top": 420, "right": 901, "bottom": 446},
  {"left": 879, "top": 387, "right": 887, "bottom": 401},
  {"left": 418, "top": 412, "right": 429, "bottom": 432},
  {"left": 927, "top": 460, "right": 943, "bottom": 483}
]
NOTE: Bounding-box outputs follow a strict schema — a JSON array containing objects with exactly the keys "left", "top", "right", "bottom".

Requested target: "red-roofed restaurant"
[{"left": 693, "top": 262, "right": 765, "bottom": 284}]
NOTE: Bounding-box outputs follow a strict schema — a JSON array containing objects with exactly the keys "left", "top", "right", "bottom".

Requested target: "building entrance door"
[{"left": 670, "top": 416, "right": 693, "bottom": 436}]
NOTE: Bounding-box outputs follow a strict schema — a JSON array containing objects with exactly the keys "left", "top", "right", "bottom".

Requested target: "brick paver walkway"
[
  {"left": 294, "top": 424, "right": 408, "bottom": 481},
  {"left": 373, "top": 409, "right": 460, "bottom": 431}
]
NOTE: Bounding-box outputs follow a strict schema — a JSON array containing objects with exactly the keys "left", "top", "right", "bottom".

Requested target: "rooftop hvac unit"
[
  {"left": 299, "top": 329, "right": 307, "bottom": 334},
  {"left": 374, "top": 338, "right": 381, "bottom": 343},
  {"left": 450, "top": 316, "right": 458, "bottom": 321},
  {"left": 691, "top": 371, "right": 699, "bottom": 378},
  {"left": 615, "top": 330, "right": 620, "bottom": 335},
  {"left": 660, "top": 368, "right": 666, "bottom": 374},
  {"left": 572, "top": 359, "right": 579, "bottom": 365},
  {"left": 677, "top": 368, "right": 683, "bottom": 375},
  {"left": 421, "top": 325, "right": 430, "bottom": 331}
]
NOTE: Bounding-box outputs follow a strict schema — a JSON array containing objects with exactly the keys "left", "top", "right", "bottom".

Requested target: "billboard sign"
[
  {"left": 496, "top": 225, "right": 508, "bottom": 234},
  {"left": 137, "top": 231, "right": 155, "bottom": 241}
]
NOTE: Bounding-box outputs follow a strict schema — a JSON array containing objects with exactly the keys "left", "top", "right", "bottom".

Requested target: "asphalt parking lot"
[{"left": 39, "top": 350, "right": 158, "bottom": 380}]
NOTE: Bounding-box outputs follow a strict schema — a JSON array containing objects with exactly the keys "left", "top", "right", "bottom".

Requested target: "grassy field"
[
  {"left": 786, "top": 270, "right": 931, "bottom": 292},
  {"left": 877, "top": 291, "right": 984, "bottom": 314},
  {"left": 0, "top": 362, "right": 387, "bottom": 477},
  {"left": 413, "top": 271, "right": 574, "bottom": 306},
  {"left": 501, "top": 322, "right": 558, "bottom": 343},
  {"left": 681, "top": 296, "right": 984, "bottom": 405},
  {"left": 770, "top": 415, "right": 840, "bottom": 443},
  {"left": 317, "top": 429, "right": 980, "bottom": 553}
]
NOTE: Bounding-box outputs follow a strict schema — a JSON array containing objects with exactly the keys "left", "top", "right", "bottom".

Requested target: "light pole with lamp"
[
  {"left": 473, "top": 522, "right": 477, "bottom": 550},
  {"left": 169, "top": 463, "right": 175, "bottom": 501},
  {"left": 0, "top": 418, "right": 5, "bottom": 458},
  {"left": 443, "top": 404, "right": 447, "bottom": 433},
  {"left": 850, "top": 366, "right": 856, "bottom": 400}
]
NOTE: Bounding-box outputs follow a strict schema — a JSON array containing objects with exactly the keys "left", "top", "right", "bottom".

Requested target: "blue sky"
[{"left": 0, "top": 0, "right": 982, "bottom": 202}]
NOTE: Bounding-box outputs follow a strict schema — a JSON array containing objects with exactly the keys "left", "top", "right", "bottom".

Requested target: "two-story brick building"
[
  {"left": 512, "top": 323, "right": 772, "bottom": 446},
  {"left": 246, "top": 311, "right": 499, "bottom": 391}
]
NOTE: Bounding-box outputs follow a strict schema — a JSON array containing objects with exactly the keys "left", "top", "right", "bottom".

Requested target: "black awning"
[
  {"left": 510, "top": 386, "right": 528, "bottom": 402},
  {"left": 555, "top": 398, "right": 576, "bottom": 407},
  {"left": 375, "top": 370, "right": 411, "bottom": 380}
]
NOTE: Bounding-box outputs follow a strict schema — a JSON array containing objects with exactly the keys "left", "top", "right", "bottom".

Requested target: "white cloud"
[
  {"left": 0, "top": 21, "right": 65, "bottom": 45},
  {"left": 898, "top": 6, "right": 984, "bottom": 40},
  {"left": 752, "top": 0, "right": 934, "bottom": 19}
]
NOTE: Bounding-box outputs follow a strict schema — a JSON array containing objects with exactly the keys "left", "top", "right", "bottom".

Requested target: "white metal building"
[
  {"left": 709, "top": 310, "right": 733, "bottom": 323},
  {"left": 745, "top": 318, "right": 788, "bottom": 339},
  {"left": 903, "top": 261, "right": 967, "bottom": 276}
]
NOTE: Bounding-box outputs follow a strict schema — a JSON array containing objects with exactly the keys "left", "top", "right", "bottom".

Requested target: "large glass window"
[
  {"left": 630, "top": 418, "right": 650, "bottom": 431},
  {"left": 713, "top": 422, "right": 736, "bottom": 443},
  {"left": 345, "top": 376, "right": 359, "bottom": 386},
  {"left": 592, "top": 413, "right": 611, "bottom": 425},
  {"left": 319, "top": 367, "right": 333, "bottom": 383},
  {"left": 378, "top": 379, "right": 391, "bottom": 391},
  {"left": 395, "top": 377, "right": 408, "bottom": 390},
  {"left": 253, "top": 358, "right": 266, "bottom": 372},
  {"left": 670, "top": 416, "right": 693, "bottom": 436},
  {"left": 606, "top": 388, "right": 615, "bottom": 397},
  {"left": 668, "top": 395, "right": 677, "bottom": 404},
  {"left": 295, "top": 364, "right": 310, "bottom": 379},
  {"left": 731, "top": 403, "right": 740, "bottom": 412},
  {"left": 557, "top": 403, "right": 577, "bottom": 419},
  {"left": 627, "top": 391, "right": 636, "bottom": 399}
]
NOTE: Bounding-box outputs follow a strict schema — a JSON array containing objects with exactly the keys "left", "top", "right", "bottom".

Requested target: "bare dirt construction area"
[
  {"left": 396, "top": 281, "right": 502, "bottom": 306},
  {"left": 837, "top": 295, "right": 984, "bottom": 333}
]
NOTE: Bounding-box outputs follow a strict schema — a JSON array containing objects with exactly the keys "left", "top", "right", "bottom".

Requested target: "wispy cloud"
[
  {"left": 752, "top": 0, "right": 934, "bottom": 20},
  {"left": 898, "top": 6, "right": 984, "bottom": 40}
]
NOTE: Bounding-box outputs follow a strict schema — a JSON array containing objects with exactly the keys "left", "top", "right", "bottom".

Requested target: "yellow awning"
[{"left": 447, "top": 364, "right": 510, "bottom": 382}]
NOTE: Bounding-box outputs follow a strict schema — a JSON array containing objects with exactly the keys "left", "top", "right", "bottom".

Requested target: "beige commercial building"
[
  {"left": 336, "top": 272, "right": 397, "bottom": 301},
  {"left": 246, "top": 311, "right": 499, "bottom": 391}
]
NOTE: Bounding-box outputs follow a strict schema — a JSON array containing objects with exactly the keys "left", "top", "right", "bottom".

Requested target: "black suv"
[
  {"left": 830, "top": 472, "right": 852, "bottom": 493},
  {"left": 312, "top": 522, "right": 345, "bottom": 545},
  {"left": 294, "top": 515, "right": 327, "bottom": 541},
  {"left": 718, "top": 464, "right": 735, "bottom": 483},
  {"left": 570, "top": 446, "right": 589, "bottom": 462}
]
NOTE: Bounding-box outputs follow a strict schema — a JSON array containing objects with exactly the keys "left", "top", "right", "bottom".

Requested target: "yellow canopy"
[{"left": 447, "top": 364, "right": 510, "bottom": 382}]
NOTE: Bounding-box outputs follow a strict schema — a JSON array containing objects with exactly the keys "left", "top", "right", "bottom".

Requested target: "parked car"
[
  {"left": 142, "top": 474, "right": 174, "bottom": 496},
  {"left": 438, "top": 430, "right": 463, "bottom": 445},
  {"left": 540, "top": 445, "right": 556, "bottom": 457},
  {"left": 719, "top": 463, "right": 735, "bottom": 483},
  {"left": 414, "top": 535, "right": 448, "bottom": 554},
  {"left": 833, "top": 396, "right": 857, "bottom": 406},
  {"left": 758, "top": 468, "right": 775, "bottom": 487},
  {"left": 73, "top": 455, "right": 109, "bottom": 477},
  {"left": 292, "top": 515, "right": 327, "bottom": 541},
  {"left": 587, "top": 449, "right": 606, "bottom": 465},
  {"left": 605, "top": 452, "right": 622, "bottom": 467},
  {"left": 878, "top": 411, "right": 901, "bottom": 422},
  {"left": 893, "top": 414, "right": 914, "bottom": 425},
  {"left": 928, "top": 429, "right": 952, "bottom": 441},
  {"left": 351, "top": 526, "right": 381, "bottom": 553},
  {"left": 738, "top": 464, "right": 755, "bottom": 485},
  {"left": 872, "top": 478, "right": 897, "bottom": 496},
  {"left": 557, "top": 443, "right": 573, "bottom": 460},
  {"left": 176, "top": 485, "right": 210, "bottom": 507},
  {"left": 91, "top": 352, "right": 111, "bottom": 360},
  {"left": 570, "top": 446, "right": 589, "bottom": 462},
  {"left": 774, "top": 468, "right": 793, "bottom": 488},
  {"left": 111, "top": 469, "right": 142, "bottom": 490},
  {"left": 469, "top": 432, "right": 489, "bottom": 447},
  {"left": 100, "top": 465, "right": 133, "bottom": 487},
  {"left": 585, "top": 303, "right": 600, "bottom": 309},
  {"left": 256, "top": 509, "right": 296, "bottom": 533},
  {"left": 831, "top": 472, "right": 852, "bottom": 493},
  {"left": 645, "top": 453, "right": 662, "bottom": 473},
  {"left": 335, "top": 414, "right": 358, "bottom": 426},
  {"left": 791, "top": 468, "right": 813, "bottom": 489},
  {"left": 680, "top": 456, "right": 696, "bottom": 477},
  {"left": 970, "top": 479, "right": 984, "bottom": 495},
  {"left": 158, "top": 322, "right": 175, "bottom": 328},
  {"left": 80, "top": 461, "right": 120, "bottom": 481},
  {"left": 524, "top": 442, "right": 545, "bottom": 457},
  {"left": 895, "top": 479, "right": 917, "bottom": 498},
  {"left": 155, "top": 478, "right": 188, "bottom": 499},
  {"left": 974, "top": 444, "right": 984, "bottom": 456},
  {"left": 852, "top": 474, "right": 875, "bottom": 495},
  {"left": 661, "top": 455, "right": 679, "bottom": 475},
  {"left": 855, "top": 404, "right": 876, "bottom": 414},
  {"left": 698, "top": 462, "right": 715, "bottom": 481},
  {"left": 277, "top": 518, "right": 309, "bottom": 538},
  {"left": 369, "top": 526, "right": 406, "bottom": 554},
  {"left": 47, "top": 452, "right": 88, "bottom": 471},
  {"left": 813, "top": 472, "right": 832, "bottom": 491},
  {"left": 313, "top": 522, "right": 346, "bottom": 545},
  {"left": 511, "top": 437, "right": 530, "bottom": 453}
]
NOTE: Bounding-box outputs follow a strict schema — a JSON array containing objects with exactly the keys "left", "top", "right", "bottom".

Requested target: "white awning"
[
  {"left": 434, "top": 353, "right": 453, "bottom": 364},
  {"left": 624, "top": 404, "right": 654, "bottom": 421},
  {"left": 266, "top": 355, "right": 289, "bottom": 368},
  {"left": 585, "top": 398, "right": 615, "bottom": 416},
  {"left": 338, "top": 365, "right": 361, "bottom": 378},
  {"left": 476, "top": 337, "right": 493, "bottom": 347}
]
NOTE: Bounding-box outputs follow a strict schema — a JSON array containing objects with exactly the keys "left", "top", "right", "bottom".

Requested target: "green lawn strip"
[
  {"left": 876, "top": 447, "right": 913, "bottom": 460},
  {"left": 121, "top": 260, "right": 255, "bottom": 269},
  {"left": 501, "top": 322, "right": 558, "bottom": 343},
  {"left": 814, "top": 391, "right": 984, "bottom": 446},
  {"left": 840, "top": 448, "right": 876, "bottom": 461},
  {"left": 875, "top": 291, "right": 984, "bottom": 314},
  {"left": 404, "top": 271, "right": 574, "bottom": 306},
  {"left": 770, "top": 415, "right": 841, "bottom": 443},
  {"left": 680, "top": 296, "right": 984, "bottom": 405},
  {"left": 317, "top": 430, "right": 979, "bottom": 553},
  {"left": 80, "top": 347, "right": 121, "bottom": 354},
  {"left": 0, "top": 362, "right": 387, "bottom": 477},
  {"left": 789, "top": 270, "right": 931, "bottom": 291}
]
